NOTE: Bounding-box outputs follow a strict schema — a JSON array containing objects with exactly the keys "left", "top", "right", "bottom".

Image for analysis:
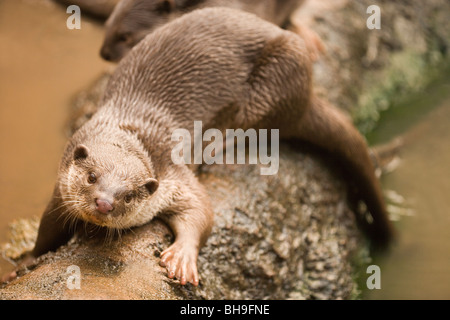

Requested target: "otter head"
[
  {"left": 61, "top": 142, "right": 159, "bottom": 229},
  {"left": 100, "top": 0, "right": 183, "bottom": 62}
]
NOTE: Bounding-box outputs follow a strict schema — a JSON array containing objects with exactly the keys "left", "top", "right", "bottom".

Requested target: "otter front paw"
[
  {"left": 1, "top": 269, "right": 19, "bottom": 284},
  {"left": 159, "top": 242, "right": 199, "bottom": 286},
  {"left": 1, "top": 253, "right": 37, "bottom": 284}
]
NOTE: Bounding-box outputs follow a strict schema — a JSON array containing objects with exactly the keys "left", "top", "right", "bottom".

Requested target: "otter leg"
[
  {"left": 284, "top": 20, "right": 325, "bottom": 62},
  {"left": 1, "top": 184, "right": 76, "bottom": 283},
  {"left": 159, "top": 177, "right": 213, "bottom": 286},
  {"left": 31, "top": 184, "right": 78, "bottom": 257},
  {"left": 159, "top": 210, "right": 212, "bottom": 286},
  {"left": 237, "top": 31, "right": 312, "bottom": 129}
]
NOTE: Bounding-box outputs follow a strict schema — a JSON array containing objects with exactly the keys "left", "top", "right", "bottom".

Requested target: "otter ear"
[
  {"left": 144, "top": 178, "right": 159, "bottom": 195},
  {"left": 74, "top": 144, "right": 89, "bottom": 161},
  {"left": 156, "top": 0, "right": 174, "bottom": 13}
]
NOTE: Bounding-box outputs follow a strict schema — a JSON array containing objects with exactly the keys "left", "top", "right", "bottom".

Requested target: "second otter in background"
[{"left": 100, "top": 0, "right": 304, "bottom": 61}]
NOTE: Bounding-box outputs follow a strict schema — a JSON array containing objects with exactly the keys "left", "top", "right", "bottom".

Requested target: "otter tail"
[{"left": 296, "top": 96, "right": 395, "bottom": 248}]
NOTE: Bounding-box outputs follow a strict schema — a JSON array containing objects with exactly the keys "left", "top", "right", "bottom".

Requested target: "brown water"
[
  {"left": 0, "top": 0, "right": 110, "bottom": 275},
  {"left": 364, "top": 82, "right": 450, "bottom": 300},
  {"left": 1, "top": 0, "right": 449, "bottom": 300}
]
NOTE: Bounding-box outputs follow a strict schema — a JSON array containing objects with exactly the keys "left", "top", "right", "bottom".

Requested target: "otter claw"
[{"left": 160, "top": 243, "right": 199, "bottom": 286}]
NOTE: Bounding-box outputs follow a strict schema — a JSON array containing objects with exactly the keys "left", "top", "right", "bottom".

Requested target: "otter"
[
  {"left": 4, "top": 8, "right": 394, "bottom": 286},
  {"left": 100, "top": 0, "right": 307, "bottom": 62}
]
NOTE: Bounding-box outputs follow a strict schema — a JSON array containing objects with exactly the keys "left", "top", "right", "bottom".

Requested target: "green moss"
[
  {"left": 353, "top": 49, "right": 449, "bottom": 135},
  {"left": 349, "top": 245, "right": 372, "bottom": 300}
]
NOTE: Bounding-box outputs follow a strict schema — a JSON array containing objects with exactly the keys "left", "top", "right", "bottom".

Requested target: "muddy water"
[
  {"left": 0, "top": 0, "right": 110, "bottom": 275},
  {"left": 364, "top": 78, "right": 450, "bottom": 299}
]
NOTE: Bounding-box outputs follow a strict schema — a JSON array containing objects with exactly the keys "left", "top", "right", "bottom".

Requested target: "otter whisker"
[
  {"left": 61, "top": 207, "right": 76, "bottom": 228},
  {"left": 49, "top": 202, "right": 72, "bottom": 220},
  {"left": 63, "top": 209, "right": 80, "bottom": 235},
  {"left": 83, "top": 220, "right": 90, "bottom": 238},
  {"left": 104, "top": 226, "right": 116, "bottom": 245}
]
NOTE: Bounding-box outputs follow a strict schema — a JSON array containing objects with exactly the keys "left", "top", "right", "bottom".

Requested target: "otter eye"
[
  {"left": 117, "top": 32, "right": 130, "bottom": 43},
  {"left": 124, "top": 192, "right": 133, "bottom": 204},
  {"left": 87, "top": 172, "right": 97, "bottom": 184}
]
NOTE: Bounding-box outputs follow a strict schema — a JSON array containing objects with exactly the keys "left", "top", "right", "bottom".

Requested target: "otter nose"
[
  {"left": 95, "top": 198, "right": 114, "bottom": 214},
  {"left": 100, "top": 46, "right": 112, "bottom": 61}
]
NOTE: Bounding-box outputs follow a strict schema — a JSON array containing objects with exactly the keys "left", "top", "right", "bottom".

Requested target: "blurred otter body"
[
  {"left": 100, "top": 0, "right": 304, "bottom": 61},
  {"left": 14, "top": 8, "right": 392, "bottom": 287}
]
